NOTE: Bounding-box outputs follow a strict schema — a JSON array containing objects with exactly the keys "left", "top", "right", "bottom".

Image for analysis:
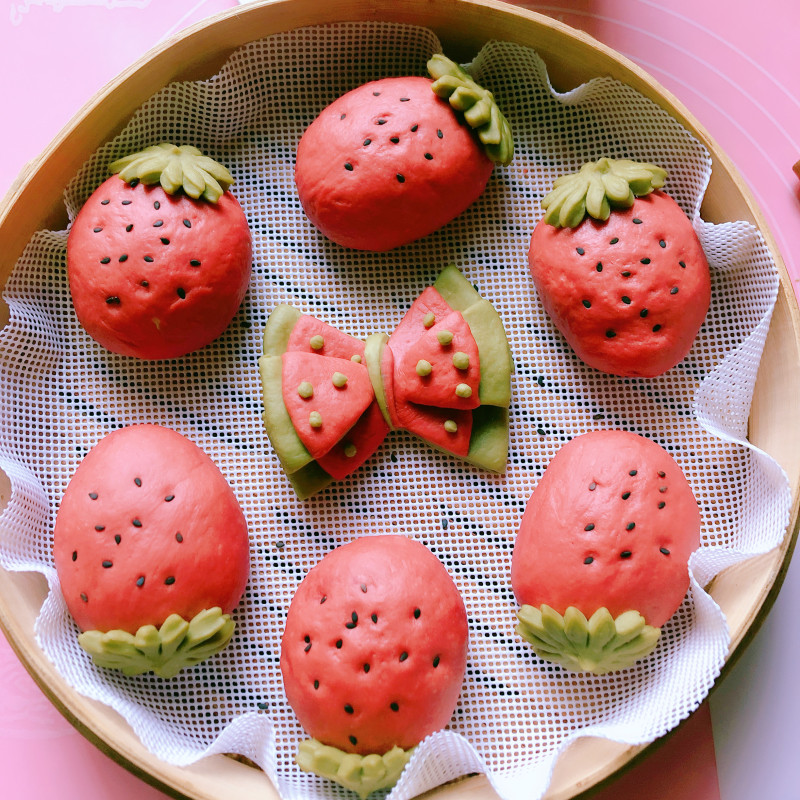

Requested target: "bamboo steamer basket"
[{"left": 0, "top": 1, "right": 798, "bottom": 798}]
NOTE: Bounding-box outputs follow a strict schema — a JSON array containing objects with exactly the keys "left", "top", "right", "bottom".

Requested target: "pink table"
[{"left": 2, "top": 1, "right": 798, "bottom": 799}]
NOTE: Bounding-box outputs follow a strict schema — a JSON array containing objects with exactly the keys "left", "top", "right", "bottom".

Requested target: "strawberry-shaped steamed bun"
[
  {"left": 511, "top": 430, "right": 701, "bottom": 674},
  {"left": 529, "top": 158, "right": 711, "bottom": 377},
  {"left": 281, "top": 535, "right": 468, "bottom": 797},
  {"left": 53, "top": 424, "right": 250, "bottom": 678},
  {"left": 67, "top": 143, "right": 252, "bottom": 360},
  {"left": 295, "top": 54, "right": 513, "bottom": 251}
]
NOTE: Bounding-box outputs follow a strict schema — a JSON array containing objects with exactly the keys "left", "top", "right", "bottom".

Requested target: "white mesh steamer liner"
[{"left": 0, "top": 21, "right": 791, "bottom": 800}]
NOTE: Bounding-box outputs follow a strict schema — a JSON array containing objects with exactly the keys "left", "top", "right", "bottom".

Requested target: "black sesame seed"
[
  {"left": 610, "top": 237, "right": 619, "bottom": 244},
  {"left": 95, "top": 524, "right": 105, "bottom": 531},
  {"left": 119, "top": 254, "right": 128, "bottom": 262},
  {"left": 622, "top": 491, "right": 631, "bottom": 499},
  {"left": 399, "top": 651, "right": 408, "bottom": 662},
  {"left": 582, "top": 299, "right": 591, "bottom": 308},
  {"left": 177, "top": 288, "right": 186, "bottom": 299},
  {"left": 632, "top": 218, "right": 642, "bottom": 224},
  {"left": 153, "top": 220, "right": 163, "bottom": 227},
  {"left": 622, "top": 271, "right": 631, "bottom": 277},
  {"left": 360, "top": 583, "right": 368, "bottom": 593},
  {"left": 596, "top": 262, "right": 603, "bottom": 272},
  {"left": 373, "top": 91, "right": 380, "bottom": 96},
  {"left": 371, "top": 613, "right": 378, "bottom": 623},
  {"left": 344, "top": 704, "right": 354, "bottom": 714},
  {"left": 160, "top": 237, "right": 170, "bottom": 245},
  {"left": 125, "top": 224, "right": 133, "bottom": 232},
  {"left": 344, "top": 162, "right": 353, "bottom": 171},
  {"left": 659, "top": 486, "right": 668, "bottom": 493},
  {"left": 304, "top": 643, "right": 312, "bottom": 652},
  {"left": 376, "top": 119, "right": 386, "bottom": 125},
  {"left": 670, "top": 287, "right": 679, "bottom": 295},
  {"left": 165, "top": 494, "right": 174, "bottom": 502},
  {"left": 314, "top": 680, "right": 319, "bottom": 690},
  {"left": 652, "top": 324, "right": 662, "bottom": 332},
  {"left": 132, "top": 518, "right": 142, "bottom": 527},
  {"left": 165, "top": 576, "right": 175, "bottom": 585},
  {"left": 134, "top": 477, "right": 142, "bottom": 486},
  {"left": 411, "top": 124, "right": 419, "bottom": 132},
  {"left": 80, "top": 592, "right": 88, "bottom": 602},
  {"left": 363, "top": 663, "right": 370, "bottom": 673},
  {"left": 349, "top": 736, "right": 358, "bottom": 746},
  {"left": 190, "top": 259, "right": 201, "bottom": 267},
  {"left": 605, "top": 329, "right": 617, "bottom": 338},
  {"left": 396, "top": 173, "right": 405, "bottom": 183},
  {"left": 640, "top": 258, "right": 650, "bottom": 264},
  {"left": 640, "top": 308, "right": 649, "bottom": 318},
  {"left": 390, "top": 702, "right": 399, "bottom": 711},
  {"left": 629, "top": 470, "right": 638, "bottom": 476},
  {"left": 424, "top": 152, "right": 433, "bottom": 160},
  {"left": 183, "top": 219, "right": 191, "bottom": 228},
  {"left": 320, "top": 595, "right": 327, "bottom": 604},
  {"left": 622, "top": 296, "right": 631, "bottom": 304},
  {"left": 679, "top": 260, "right": 686, "bottom": 268},
  {"left": 176, "top": 533, "right": 183, "bottom": 543},
  {"left": 620, "top": 550, "right": 632, "bottom": 558},
  {"left": 144, "top": 255, "right": 153, "bottom": 262},
  {"left": 101, "top": 199, "right": 110, "bottom": 205},
  {"left": 658, "top": 471, "right": 666, "bottom": 477},
  {"left": 114, "top": 534, "right": 121, "bottom": 545},
  {"left": 153, "top": 201, "right": 160, "bottom": 210},
  {"left": 340, "top": 113, "right": 346, "bottom": 120},
  {"left": 626, "top": 522, "right": 636, "bottom": 530},
  {"left": 102, "top": 560, "right": 112, "bottom": 568},
  {"left": 437, "top": 129, "right": 443, "bottom": 138},
  {"left": 363, "top": 139, "right": 371, "bottom": 146},
  {"left": 584, "top": 523, "right": 595, "bottom": 531},
  {"left": 390, "top": 136, "right": 399, "bottom": 143},
  {"left": 576, "top": 247, "right": 585, "bottom": 255},
  {"left": 136, "top": 576, "right": 145, "bottom": 587},
  {"left": 432, "top": 655, "right": 440, "bottom": 668},
  {"left": 100, "top": 257, "right": 111, "bottom": 264},
  {"left": 589, "top": 481, "right": 597, "bottom": 491},
  {"left": 658, "top": 501, "right": 666, "bottom": 509},
  {"left": 129, "top": 180, "right": 139, "bottom": 187},
  {"left": 400, "top": 97, "right": 410, "bottom": 101},
  {"left": 413, "top": 608, "right": 421, "bottom": 619},
  {"left": 660, "top": 547, "right": 671, "bottom": 555},
  {"left": 93, "top": 227, "right": 103, "bottom": 233},
  {"left": 72, "top": 551, "right": 78, "bottom": 561},
  {"left": 584, "top": 556, "right": 594, "bottom": 564},
  {"left": 336, "top": 639, "right": 343, "bottom": 649},
  {"left": 659, "top": 239, "right": 666, "bottom": 248},
  {"left": 89, "top": 492, "right": 98, "bottom": 499},
  {"left": 141, "top": 281, "right": 149, "bottom": 288}
]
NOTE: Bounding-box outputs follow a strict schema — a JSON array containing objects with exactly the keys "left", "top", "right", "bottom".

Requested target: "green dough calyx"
[
  {"left": 515, "top": 604, "right": 661, "bottom": 674},
  {"left": 427, "top": 54, "right": 514, "bottom": 165},
  {"left": 78, "top": 607, "right": 235, "bottom": 678},
  {"left": 297, "top": 739, "right": 413, "bottom": 800},
  {"left": 108, "top": 143, "right": 234, "bottom": 203},
  {"left": 541, "top": 157, "right": 668, "bottom": 228}
]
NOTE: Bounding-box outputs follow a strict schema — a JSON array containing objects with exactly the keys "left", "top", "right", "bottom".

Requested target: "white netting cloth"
[{"left": 0, "top": 21, "right": 791, "bottom": 800}]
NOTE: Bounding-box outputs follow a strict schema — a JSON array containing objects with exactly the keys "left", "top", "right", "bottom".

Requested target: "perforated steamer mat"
[{"left": 0, "top": 11, "right": 795, "bottom": 800}]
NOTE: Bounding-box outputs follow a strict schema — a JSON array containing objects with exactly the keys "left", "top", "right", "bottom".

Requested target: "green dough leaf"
[
  {"left": 296, "top": 739, "right": 413, "bottom": 800},
  {"left": 427, "top": 54, "right": 514, "bottom": 165},
  {"left": 78, "top": 607, "right": 236, "bottom": 678},
  {"left": 108, "top": 143, "right": 235, "bottom": 203},
  {"left": 515, "top": 604, "right": 661, "bottom": 674},
  {"left": 541, "top": 157, "right": 668, "bottom": 228}
]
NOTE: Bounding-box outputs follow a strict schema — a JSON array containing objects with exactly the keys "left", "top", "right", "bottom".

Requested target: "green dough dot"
[
  {"left": 452, "top": 351, "right": 470, "bottom": 370},
  {"left": 343, "top": 443, "right": 357, "bottom": 458},
  {"left": 455, "top": 383, "right": 473, "bottom": 398},
  {"left": 444, "top": 419, "right": 458, "bottom": 433},
  {"left": 350, "top": 354, "right": 362, "bottom": 363},
  {"left": 423, "top": 312, "right": 436, "bottom": 328},
  {"left": 309, "top": 411, "right": 323, "bottom": 428},
  {"left": 416, "top": 359, "right": 433, "bottom": 377},
  {"left": 332, "top": 372, "right": 348, "bottom": 388},
  {"left": 297, "top": 381, "right": 314, "bottom": 399},
  {"left": 436, "top": 330, "right": 454, "bottom": 346},
  {"left": 309, "top": 335, "right": 324, "bottom": 351}
]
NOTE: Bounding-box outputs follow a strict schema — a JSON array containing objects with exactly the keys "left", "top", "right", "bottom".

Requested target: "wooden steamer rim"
[{"left": 0, "top": 1, "right": 798, "bottom": 798}]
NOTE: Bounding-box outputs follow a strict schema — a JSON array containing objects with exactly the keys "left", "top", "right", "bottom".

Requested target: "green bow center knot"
[
  {"left": 541, "top": 157, "right": 668, "bottom": 228},
  {"left": 427, "top": 53, "right": 514, "bottom": 165},
  {"left": 108, "top": 142, "right": 235, "bottom": 203}
]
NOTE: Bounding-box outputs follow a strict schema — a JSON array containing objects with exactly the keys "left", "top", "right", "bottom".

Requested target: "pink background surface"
[{"left": 1, "top": 1, "right": 799, "bottom": 799}]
